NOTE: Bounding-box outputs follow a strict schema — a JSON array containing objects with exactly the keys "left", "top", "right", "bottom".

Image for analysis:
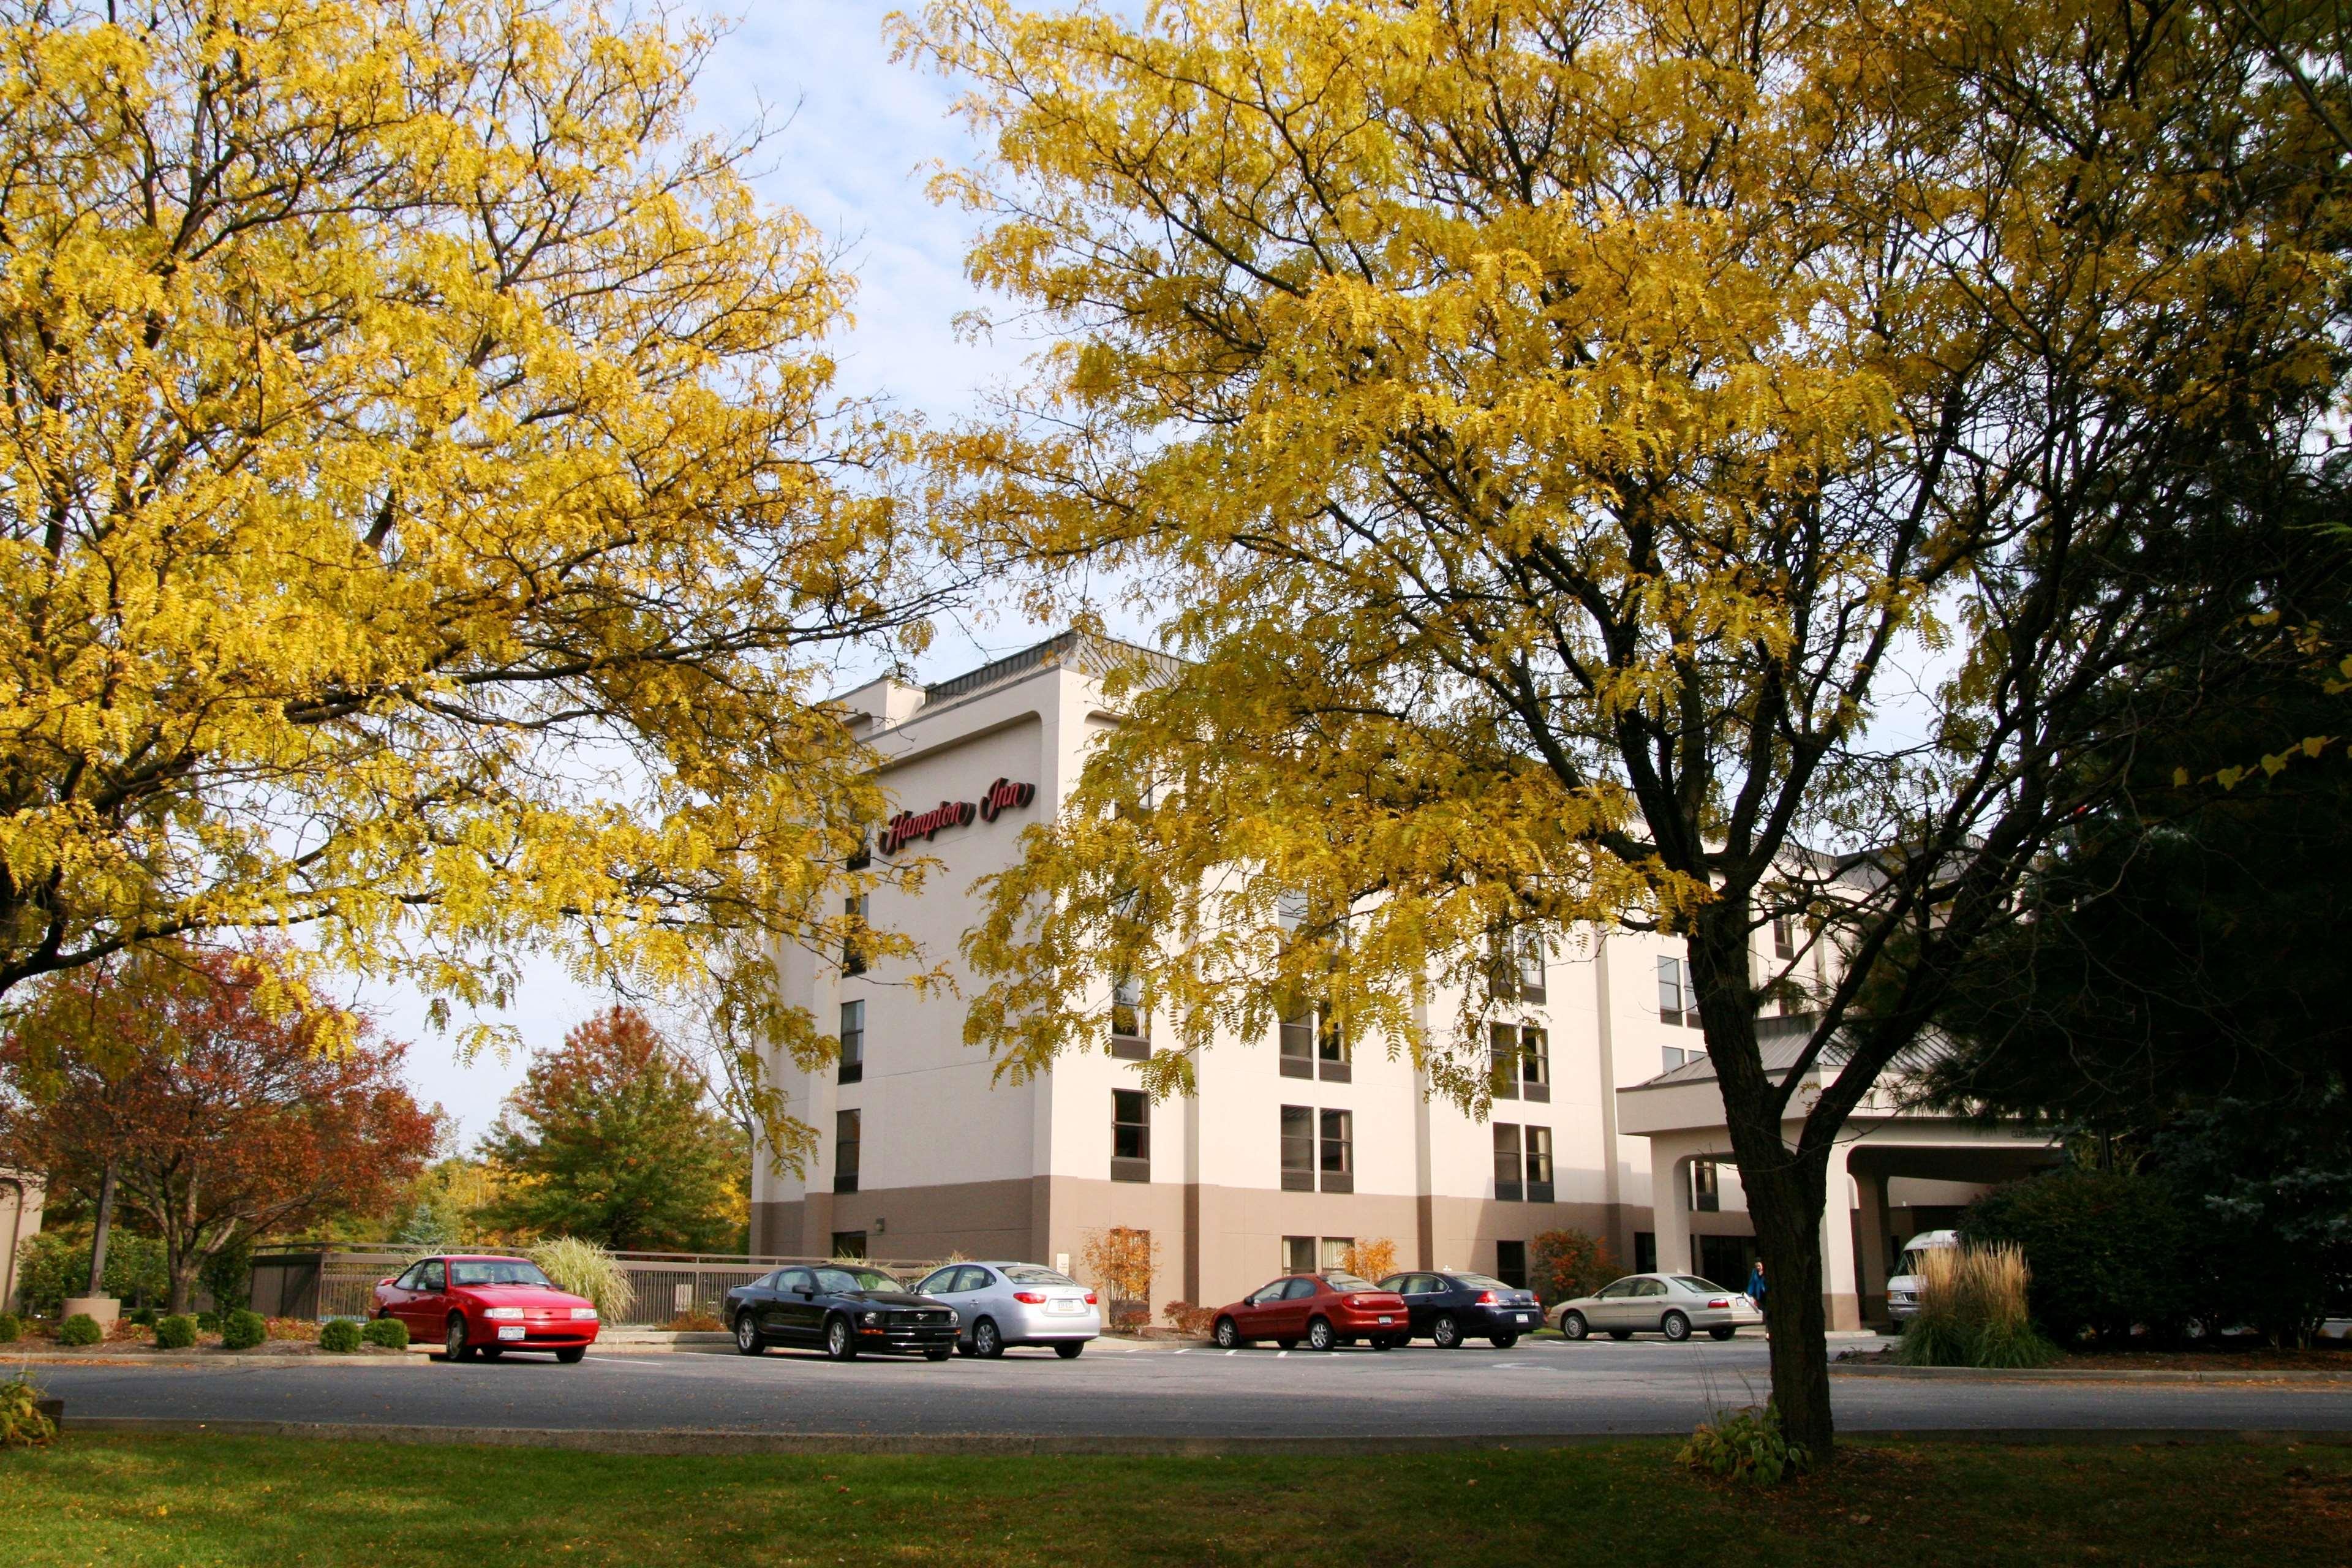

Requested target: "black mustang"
[{"left": 723, "top": 1264, "right": 959, "bottom": 1361}]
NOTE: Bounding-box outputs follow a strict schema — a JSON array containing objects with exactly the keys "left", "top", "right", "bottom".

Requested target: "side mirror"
[{"left": 376, "top": 1277, "right": 394, "bottom": 1287}]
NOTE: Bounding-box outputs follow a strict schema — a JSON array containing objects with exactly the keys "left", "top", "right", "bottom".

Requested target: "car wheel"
[
  {"left": 973, "top": 1317, "right": 1005, "bottom": 1359},
  {"left": 823, "top": 1314, "right": 859, "bottom": 1361},
  {"left": 1055, "top": 1341, "right": 1084, "bottom": 1360},
  {"left": 478, "top": 1346, "right": 503, "bottom": 1361},
  {"left": 1489, "top": 1333, "right": 1518, "bottom": 1350},
  {"left": 1560, "top": 1311, "right": 1589, "bottom": 1341},
  {"left": 1213, "top": 1317, "right": 1242, "bottom": 1349},
  {"left": 1431, "top": 1313, "right": 1462, "bottom": 1349},
  {"left": 1662, "top": 1310, "right": 1692, "bottom": 1343},
  {"left": 1608, "top": 1329, "right": 1633, "bottom": 1341},
  {"left": 1709, "top": 1325, "right": 1737, "bottom": 1341},
  {"left": 1371, "top": 1335, "right": 1394, "bottom": 1352},
  {"left": 735, "top": 1311, "right": 766, "bottom": 1356},
  {"left": 1275, "top": 1338, "right": 1298, "bottom": 1350},
  {"left": 444, "top": 1314, "right": 475, "bottom": 1362},
  {"left": 925, "top": 1347, "right": 952, "bottom": 1362},
  {"left": 1306, "top": 1317, "right": 1335, "bottom": 1352},
  {"left": 556, "top": 1346, "right": 586, "bottom": 1364}
]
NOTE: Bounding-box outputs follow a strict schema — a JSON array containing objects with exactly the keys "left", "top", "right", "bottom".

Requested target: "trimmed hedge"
[
  {"left": 1964, "top": 1169, "right": 2192, "bottom": 1343},
  {"left": 0, "top": 1311, "right": 21, "bottom": 1344},
  {"left": 219, "top": 1308, "right": 267, "bottom": 1351},
  {"left": 58, "top": 1313, "right": 103, "bottom": 1348},
  {"left": 152, "top": 1314, "right": 198, "bottom": 1350},
  {"left": 318, "top": 1319, "right": 363, "bottom": 1353},
  {"left": 361, "top": 1316, "right": 410, "bottom": 1350}
]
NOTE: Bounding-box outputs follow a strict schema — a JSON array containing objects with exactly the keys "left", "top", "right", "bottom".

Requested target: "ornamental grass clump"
[
  {"left": 527, "top": 1237, "right": 630, "bottom": 1322},
  {"left": 1898, "top": 1243, "right": 2057, "bottom": 1368}
]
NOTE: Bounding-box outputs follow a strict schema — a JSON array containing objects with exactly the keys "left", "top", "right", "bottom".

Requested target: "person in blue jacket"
[{"left": 1744, "top": 1257, "right": 1768, "bottom": 1309}]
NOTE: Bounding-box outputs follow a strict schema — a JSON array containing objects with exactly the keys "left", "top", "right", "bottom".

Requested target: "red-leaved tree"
[{"left": 0, "top": 946, "right": 439, "bottom": 1310}]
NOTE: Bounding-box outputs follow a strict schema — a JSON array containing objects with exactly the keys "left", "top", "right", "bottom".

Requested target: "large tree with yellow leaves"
[
  {"left": 0, "top": 3, "right": 942, "bottom": 1043},
  {"left": 904, "top": 0, "right": 2345, "bottom": 1449}
]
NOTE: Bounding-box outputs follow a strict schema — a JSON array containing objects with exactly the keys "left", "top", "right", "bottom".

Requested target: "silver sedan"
[
  {"left": 1550, "top": 1273, "right": 1763, "bottom": 1343},
  {"left": 910, "top": 1261, "right": 1102, "bottom": 1358}
]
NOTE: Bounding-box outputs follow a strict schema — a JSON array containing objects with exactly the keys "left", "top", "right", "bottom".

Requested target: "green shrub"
[
  {"left": 1965, "top": 1169, "right": 2190, "bottom": 1343},
  {"left": 0, "top": 1311, "right": 20, "bottom": 1344},
  {"left": 1679, "top": 1401, "right": 1809, "bottom": 1485},
  {"left": 361, "top": 1316, "right": 410, "bottom": 1350},
  {"left": 58, "top": 1313, "right": 103, "bottom": 1348},
  {"left": 1529, "top": 1228, "right": 1619, "bottom": 1305},
  {"left": 0, "top": 1376, "right": 55, "bottom": 1449},
  {"left": 151, "top": 1314, "right": 198, "bottom": 1350},
  {"left": 527, "top": 1237, "right": 630, "bottom": 1321},
  {"left": 318, "top": 1319, "right": 363, "bottom": 1353},
  {"left": 13, "top": 1232, "right": 170, "bottom": 1316},
  {"left": 219, "top": 1308, "right": 267, "bottom": 1351}
]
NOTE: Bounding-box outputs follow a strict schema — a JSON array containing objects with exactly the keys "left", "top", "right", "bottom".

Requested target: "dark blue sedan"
[{"left": 1376, "top": 1271, "right": 1545, "bottom": 1348}]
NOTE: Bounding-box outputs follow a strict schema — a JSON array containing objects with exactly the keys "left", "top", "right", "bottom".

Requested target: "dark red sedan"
[
  {"left": 1209, "top": 1271, "right": 1409, "bottom": 1351},
  {"left": 374, "top": 1254, "right": 602, "bottom": 1363}
]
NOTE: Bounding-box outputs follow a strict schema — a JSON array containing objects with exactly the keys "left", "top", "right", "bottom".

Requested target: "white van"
[{"left": 1883, "top": 1229, "right": 1959, "bottom": 1325}]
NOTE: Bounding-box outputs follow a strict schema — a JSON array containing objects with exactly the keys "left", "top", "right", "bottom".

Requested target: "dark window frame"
[
  {"left": 1111, "top": 1088, "right": 1151, "bottom": 1183},
  {"left": 1280, "top": 1104, "right": 1315, "bottom": 1191},
  {"left": 1495, "top": 1240, "right": 1529, "bottom": 1291},
  {"left": 1692, "top": 1158, "right": 1721, "bottom": 1213},
  {"left": 838, "top": 998, "right": 864, "bottom": 1085},
  {"left": 833, "top": 1107, "right": 861, "bottom": 1195},
  {"left": 1526, "top": 1124, "right": 1555, "bottom": 1204},
  {"left": 1318, "top": 1108, "right": 1354, "bottom": 1194},
  {"left": 1110, "top": 973, "right": 1149, "bottom": 1061},
  {"left": 1493, "top": 1121, "right": 1524, "bottom": 1202}
]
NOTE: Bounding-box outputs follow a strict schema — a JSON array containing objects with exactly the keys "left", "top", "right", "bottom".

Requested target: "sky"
[{"left": 379, "top": 4, "right": 1069, "bottom": 1143}]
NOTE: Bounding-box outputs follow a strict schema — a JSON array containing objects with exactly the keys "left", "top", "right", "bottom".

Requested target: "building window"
[
  {"left": 838, "top": 999, "right": 864, "bottom": 1085},
  {"left": 1493, "top": 1121, "right": 1524, "bottom": 1202},
  {"left": 1664, "top": 1042, "right": 1692, "bottom": 1072},
  {"left": 1656, "top": 953, "right": 1700, "bottom": 1026},
  {"left": 1634, "top": 1231, "right": 1656, "bottom": 1272},
  {"left": 1280, "top": 1105, "right": 1315, "bottom": 1192},
  {"left": 1111, "top": 973, "right": 1148, "bottom": 1060},
  {"left": 1489, "top": 1023, "right": 1520, "bottom": 1101},
  {"left": 1495, "top": 1240, "right": 1529, "bottom": 1291},
  {"left": 1283, "top": 1235, "right": 1316, "bottom": 1275},
  {"left": 1112, "top": 1089, "right": 1150, "bottom": 1183},
  {"left": 1692, "top": 1158, "right": 1721, "bottom": 1213},
  {"left": 1316, "top": 1009, "right": 1350, "bottom": 1083},
  {"left": 832, "top": 1109, "right": 860, "bottom": 1195},
  {"left": 1319, "top": 1237, "right": 1354, "bottom": 1272},
  {"left": 1319, "top": 1108, "right": 1354, "bottom": 1194},
  {"left": 1279, "top": 1004, "right": 1316, "bottom": 1080},
  {"left": 843, "top": 892, "right": 869, "bottom": 977},
  {"left": 830, "top": 1231, "right": 867, "bottom": 1259},
  {"left": 1491, "top": 925, "right": 1547, "bottom": 1004},
  {"left": 1526, "top": 1125, "right": 1555, "bottom": 1204},
  {"left": 1519, "top": 1027, "right": 1551, "bottom": 1103},
  {"left": 1772, "top": 914, "right": 1796, "bottom": 959}
]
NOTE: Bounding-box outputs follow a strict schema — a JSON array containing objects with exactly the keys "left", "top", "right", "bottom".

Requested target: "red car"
[
  {"left": 373, "top": 1254, "right": 602, "bottom": 1363},
  {"left": 1210, "top": 1271, "right": 1410, "bottom": 1351}
]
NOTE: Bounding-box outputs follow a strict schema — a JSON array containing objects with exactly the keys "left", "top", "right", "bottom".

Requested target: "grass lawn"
[{"left": 3, "top": 1434, "right": 2348, "bottom": 1567}]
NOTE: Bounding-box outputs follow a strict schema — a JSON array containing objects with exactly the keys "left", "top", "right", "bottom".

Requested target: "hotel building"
[{"left": 750, "top": 633, "right": 2054, "bottom": 1326}]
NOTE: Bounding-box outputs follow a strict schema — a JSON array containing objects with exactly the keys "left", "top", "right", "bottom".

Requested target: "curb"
[
  {"left": 53, "top": 1416, "right": 2352, "bottom": 1456},
  {"left": 1833, "top": 1364, "right": 2352, "bottom": 1385}
]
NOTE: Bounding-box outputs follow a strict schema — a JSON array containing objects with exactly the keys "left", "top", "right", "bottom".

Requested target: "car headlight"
[
  {"left": 570, "top": 1308, "right": 598, "bottom": 1321},
  {"left": 860, "top": 1311, "right": 882, "bottom": 1326},
  {"left": 482, "top": 1308, "right": 524, "bottom": 1321},
  {"left": 946, "top": 1310, "right": 959, "bottom": 1326}
]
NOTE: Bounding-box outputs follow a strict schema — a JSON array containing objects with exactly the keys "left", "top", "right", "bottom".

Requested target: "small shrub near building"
[
  {"left": 1530, "top": 1228, "right": 1619, "bottom": 1305},
  {"left": 219, "top": 1309, "right": 267, "bottom": 1351},
  {"left": 151, "top": 1315, "right": 198, "bottom": 1350},
  {"left": 318, "top": 1319, "right": 363, "bottom": 1353},
  {"left": 57, "top": 1314, "right": 102, "bottom": 1348},
  {"left": 1161, "top": 1301, "right": 1216, "bottom": 1338},
  {"left": 361, "top": 1317, "right": 409, "bottom": 1350},
  {"left": 0, "top": 1311, "right": 21, "bottom": 1344}
]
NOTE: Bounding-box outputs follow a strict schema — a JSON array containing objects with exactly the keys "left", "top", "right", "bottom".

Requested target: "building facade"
[{"left": 752, "top": 633, "right": 2047, "bottom": 1323}]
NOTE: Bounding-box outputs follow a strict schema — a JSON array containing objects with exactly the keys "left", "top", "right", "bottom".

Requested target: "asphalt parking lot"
[{"left": 31, "top": 1335, "right": 2352, "bottom": 1441}]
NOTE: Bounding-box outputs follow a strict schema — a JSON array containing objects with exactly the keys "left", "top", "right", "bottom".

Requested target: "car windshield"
[
  {"left": 1894, "top": 1251, "right": 1933, "bottom": 1281},
  {"left": 1675, "top": 1276, "right": 1728, "bottom": 1294},
  {"left": 813, "top": 1267, "right": 900, "bottom": 1294},
  {"left": 1003, "top": 1265, "right": 1079, "bottom": 1286},
  {"left": 448, "top": 1261, "right": 552, "bottom": 1288},
  {"left": 1322, "top": 1273, "right": 1379, "bottom": 1292},
  {"left": 1453, "top": 1274, "right": 1512, "bottom": 1291}
]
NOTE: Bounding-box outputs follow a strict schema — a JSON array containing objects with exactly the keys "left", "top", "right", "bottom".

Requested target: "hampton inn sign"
[{"left": 877, "top": 777, "right": 1036, "bottom": 855}]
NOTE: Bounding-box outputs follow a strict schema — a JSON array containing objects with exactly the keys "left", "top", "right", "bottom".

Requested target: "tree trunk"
[
  {"left": 1741, "top": 1153, "right": 1836, "bottom": 1456},
  {"left": 85, "top": 1157, "right": 118, "bottom": 1297}
]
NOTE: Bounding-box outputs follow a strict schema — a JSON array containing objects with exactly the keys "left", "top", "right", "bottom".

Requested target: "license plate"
[
  {"left": 1047, "top": 1300, "right": 1082, "bottom": 1314},
  {"left": 1516, "top": 1313, "right": 1535, "bottom": 1324},
  {"left": 497, "top": 1325, "right": 526, "bottom": 1341},
  {"left": 1377, "top": 1316, "right": 1393, "bottom": 1324}
]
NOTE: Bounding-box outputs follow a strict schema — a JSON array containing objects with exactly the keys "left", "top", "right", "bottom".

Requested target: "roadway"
[{"left": 31, "top": 1336, "right": 2352, "bottom": 1442}]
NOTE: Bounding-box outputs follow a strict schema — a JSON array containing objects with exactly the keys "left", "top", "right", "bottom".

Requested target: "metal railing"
[{"left": 258, "top": 1243, "right": 948, "bottom": 1326}]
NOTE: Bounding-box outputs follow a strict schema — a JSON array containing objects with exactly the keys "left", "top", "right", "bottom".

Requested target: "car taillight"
[
  {"left": 1708, "top": 1298, "right": 1732, "bottom": 1310},
  {"left": 1012, "top": 1291, "right": 1047, "bottom": 1305},
  {"left": 1475, "top": 1291, "right": 1497, "bottom": 1305},
  {"left": 1085, "top": 1291, "right": 1098, "bottom": 1305}
]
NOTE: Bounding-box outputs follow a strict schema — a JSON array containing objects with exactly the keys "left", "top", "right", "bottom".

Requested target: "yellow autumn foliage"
[{"left": 0, "top": 2, "right": 942, "bottom": 1047}]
